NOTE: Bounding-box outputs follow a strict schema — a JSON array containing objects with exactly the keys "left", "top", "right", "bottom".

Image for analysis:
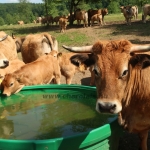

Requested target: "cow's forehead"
[
  {"left": 92, "top": 40, "right": 131, "bottom": 69},
  {"left": 92, "top": 40, "right": 132, "bottom": 54}
]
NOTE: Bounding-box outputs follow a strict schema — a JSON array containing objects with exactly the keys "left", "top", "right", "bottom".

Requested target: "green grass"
[{"left": 0, "top": 13, "right": 150, "bottom": 52}]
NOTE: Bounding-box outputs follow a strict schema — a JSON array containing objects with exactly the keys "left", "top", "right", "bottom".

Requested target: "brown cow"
[
  {"left": 0, "top": 31, "right": 18, "bottom": 63},
  {"left": 88, "top": 8, "right": 108, "bottom": 26},
  {"left": 0, "top": 59, "right": 25, "bottom": 83},
  {"left": 53, "top": 16, "right": 61, "bottom": 25},
  {"left": 18, "top": 32, "right": 58, "bottom": 63},
  {"left": 142, "top": 4, "right": 150, "bottom": 23},
  {"left": 62, "top": 40, "right": 150, "bottom": 150},
  {"left": 74, "top": 9, "right": 88, "bottom": 28},
  {"left": 1, "top": 54, "right": 61, "bottom": 96},
  {"left": 59, "top": 17, "right": 68, "bottom": 33},
  {"left": 91, "top": 14, "right": 103, "bottom": 26},
  {"left": 50, "top": 50, "right": 87, "bottom": 84},
  {"left": 120, "top": 5, "right": 138, "bottom": 25},
  {"left": 18, "top": 21, "right": 24, "bottom": 25}
]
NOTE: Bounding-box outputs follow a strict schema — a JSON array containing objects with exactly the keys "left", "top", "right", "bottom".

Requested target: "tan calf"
[
  {"left": 1, "top": 54, "right": 61, "bottom": 96},
  {"left": 18, "top": 21, "right": 24, "bottom": 25},
  {"left": 91, "top": 14, "right": 102, "bottom": 26},
  {"left": 50, "top": 50, "right": 86, "bottom": 84},
  {"left": 0, "top": 59, "right": 25, "bottom": 82},
  {"left": 59, "top": 17, "right": 68, "bottom": 33}
]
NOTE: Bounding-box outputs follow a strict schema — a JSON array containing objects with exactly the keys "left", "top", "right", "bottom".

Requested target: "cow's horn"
[
  {"left": 130, "top": 45, "right": 150, "bottom": 53},
  {"left": 0, "top": 35, "right": 8, "bottom": 42},
  {"left": 62, "top": 45, "right": 93, "bottom": 53}
]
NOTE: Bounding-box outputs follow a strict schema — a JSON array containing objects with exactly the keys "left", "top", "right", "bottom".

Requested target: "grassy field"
[{"left": 0, "top": 13, "right": 150, "bottom": 52}]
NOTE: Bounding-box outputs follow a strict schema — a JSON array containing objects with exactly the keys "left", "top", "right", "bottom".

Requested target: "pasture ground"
[{"left": 2, "top": 13, "right": 150, "bottom": 149}]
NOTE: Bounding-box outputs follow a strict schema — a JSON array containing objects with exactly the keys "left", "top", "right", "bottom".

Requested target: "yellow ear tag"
[
  {"left": 79, "top": 64, "right": 87, "bottom": 72},
  {"left": 0, "top": 79, "right": 2, "bottom": 83}
]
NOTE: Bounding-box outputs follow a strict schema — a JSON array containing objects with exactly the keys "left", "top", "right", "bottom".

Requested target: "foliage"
[
  {"left": 108, "top": 1, "right": 120, "bottom": 14},
  {"left": 0, "top": 17, "right": 5, "bottom": 26},
  {"left": 0, "top": 0, "right": 150, "bottom": 25}
]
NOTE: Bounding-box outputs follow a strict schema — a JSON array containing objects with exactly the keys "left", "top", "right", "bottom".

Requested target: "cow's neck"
[{"left": 119, "top": 66, "right": 150, "bottom": 132}]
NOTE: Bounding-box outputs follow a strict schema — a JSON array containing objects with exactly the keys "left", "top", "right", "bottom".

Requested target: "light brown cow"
[
  {"left": 91, "top": 14, "right": 103, "bottom": 26},
  {"left": 59, "top": 17, "right": 68, "bottom": 33},
  {"left": 142, "top": 4, "right": 150, "bottom": 23},
  {"left": 36, "top": 17, "right": 42, "bottom": 23},
  {"left": 1, "top": 54, "right": 61, "bottom": 96},
  {"left": 88, "top": 8, "right": 108, "bottom": 26},
  {"left": 62, "top": 40, "right": 150, "bottom": 150},
  {"left": 18, "top": 21, "right": 24, "bottom": 25},
  {"left": 74, "top": 9, "right": 88, "bottom": 28},
  {"left": 19, "top": 32, "right": 58, "bottom": 63},
  {"left": 0, "top": 31, "right": 18, "bottom": 63},
  {"left": 120, "top": 5, "right": 138, "bottom": 25},
  {"left": 50, "top": 50, "right": 86, "bottom": 84},
  {"left": 0, "top": 59, "right": 25, "bottom": 83}
]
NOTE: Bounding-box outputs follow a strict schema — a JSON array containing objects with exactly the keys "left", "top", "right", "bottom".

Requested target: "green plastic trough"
[{"left": 0, "top": 84, "right": 123, "bottom": 150}]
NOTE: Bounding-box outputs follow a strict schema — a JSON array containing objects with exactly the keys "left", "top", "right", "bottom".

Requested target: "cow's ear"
[
  {"left": 142, "top": 57, "right": 150, "bottom": 69},
  {"left": 70, "top": 53, "right": 95, "bottom": 67},
  {"left": 57, "top": 52, "right": 62, "bottom": 58},
  {"left": 14, "top": 84, "right": 25, "bottom": 94}
]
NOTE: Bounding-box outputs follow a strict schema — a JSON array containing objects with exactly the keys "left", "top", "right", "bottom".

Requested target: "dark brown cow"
[
  {"left": 88, "top": 8, "right": 108, "bottom": 26},
  {"left": 62, "top": 40, "right": 150, "bottom": 150}
]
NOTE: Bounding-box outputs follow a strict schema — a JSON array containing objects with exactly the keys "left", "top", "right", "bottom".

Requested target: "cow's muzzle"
[{"left": 96, "top": 100, "right": 122, "bottom": 114}]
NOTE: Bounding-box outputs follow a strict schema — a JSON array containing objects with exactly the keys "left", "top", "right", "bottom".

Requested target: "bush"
[
  {"left": 0, "top": 17, "right": 5, "bottom": 25},
  {"left": 108, "top": 1, "right": 120, "bottom": 14}
]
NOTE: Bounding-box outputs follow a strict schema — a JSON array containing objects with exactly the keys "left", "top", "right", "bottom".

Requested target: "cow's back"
[{"left": 21, "top": 32, "right": 56, "bottom": 63}]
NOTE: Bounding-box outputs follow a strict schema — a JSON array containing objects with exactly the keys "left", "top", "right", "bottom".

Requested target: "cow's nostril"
[
  {"left": 98, "top": 102, "right": 116, "bottom": 113},
  {"left": 3, "top": 60, "right": 9, "bottom": 66}
]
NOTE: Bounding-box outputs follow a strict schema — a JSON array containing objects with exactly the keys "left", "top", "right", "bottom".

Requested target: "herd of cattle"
[{"left": 17, "top": 3, "right": 148, "bottom": 33}]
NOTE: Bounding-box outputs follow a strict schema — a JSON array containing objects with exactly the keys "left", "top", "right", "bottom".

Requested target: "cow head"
[
  {"left": 0, "top": 52, "right": 9, "bottom": 69},
  {"left": 1, "top": 73, "right": 24, "bottom": 96},
  {"left": 62, "top": 40, "right": 150, "bottom": 114},
  {"left": 102, "top": 8, "right": 108, "bottom": 16}
]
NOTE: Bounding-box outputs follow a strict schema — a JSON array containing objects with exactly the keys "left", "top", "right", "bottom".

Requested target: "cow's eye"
[
  {"left": 122, "top": 70, "right": 128, "bottom": 77},
  {"left": 10, "top": 83, "right": 13, "bottom": 87}
]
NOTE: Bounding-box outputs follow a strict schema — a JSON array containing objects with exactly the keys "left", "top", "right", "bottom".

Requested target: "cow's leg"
[
  {"left": 143, "top": 14, "right": 147, "bottom": 23},
  {"left": 55, "top": 74, "right": 61, "bottom": 84},
  {"left": 138, "top": 130, "right": 148, "bottom": 150},
  {"left": 65, "top": 75, "right": 72, "bottom": 85},
  {"left": 102, "top": 16, "right": 105, "bottom": 25}
]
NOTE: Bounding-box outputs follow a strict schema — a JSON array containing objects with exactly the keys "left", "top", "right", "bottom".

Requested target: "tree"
[{"left": 0, "top": 17, "right": 5, "bottom": 26}]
